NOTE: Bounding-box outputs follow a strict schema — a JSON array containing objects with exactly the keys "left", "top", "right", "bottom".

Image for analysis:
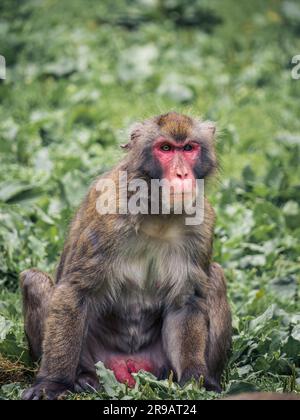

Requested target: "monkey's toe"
[
  {"left": 74, "top": 373, "right": 100, "bottom": 393},
  {"left": 22, "top": 381, "right": 71, "bottom": 400},
  {"left": 204, "top": 378, "right": 222, "bottom": 393},
  {"left": 22, "top": 387, "right": 38, "bottom": 400}
]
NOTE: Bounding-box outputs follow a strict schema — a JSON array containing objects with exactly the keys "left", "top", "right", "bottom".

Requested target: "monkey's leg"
[
  {"left": 206, "top": 263, "right": 232, "bottom": 387},
  {"left": 20, "top": 269, "right": 54, "bottom": 361},
  {"left": 22, "top": 280, "right": 88, "bottom": 400}
]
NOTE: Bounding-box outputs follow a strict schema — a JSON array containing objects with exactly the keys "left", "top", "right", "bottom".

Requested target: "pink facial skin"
[{"left": 153, "top": 137, "right": 201, "bottom": 193}]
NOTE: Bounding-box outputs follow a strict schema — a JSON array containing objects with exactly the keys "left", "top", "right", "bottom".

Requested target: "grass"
[{"left": 0, "top": 0, "right": 300, "bottom": 400}]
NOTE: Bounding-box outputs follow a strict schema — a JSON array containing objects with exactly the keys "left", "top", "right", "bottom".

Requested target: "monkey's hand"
[
  {"left": 22, "top": 380, "right": 72, "bottom": 400},
  {"left": 179, "top": 368, "right": 222, "bottom": 393}
]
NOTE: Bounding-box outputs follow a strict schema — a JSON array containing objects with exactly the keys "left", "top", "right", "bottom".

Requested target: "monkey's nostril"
[{"left": 176, "top": 171, "right": 188, "bottom": 179}]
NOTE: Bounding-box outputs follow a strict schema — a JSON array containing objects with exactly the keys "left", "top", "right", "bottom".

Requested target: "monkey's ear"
[
  {"left": 199, "top": 121, "right": 216, "bottom": 141},
  {"left": 121, "top": 122, "right": 144, "bottom": 150}
]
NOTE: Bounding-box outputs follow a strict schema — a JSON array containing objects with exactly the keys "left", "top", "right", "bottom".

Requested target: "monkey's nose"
[{"left": 176, "top": 168, "right": 189, "bottom": 179}]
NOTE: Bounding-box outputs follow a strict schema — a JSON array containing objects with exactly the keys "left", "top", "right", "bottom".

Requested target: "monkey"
[{"left": 20, "top": 112, "right": 232, "bottom": 400}]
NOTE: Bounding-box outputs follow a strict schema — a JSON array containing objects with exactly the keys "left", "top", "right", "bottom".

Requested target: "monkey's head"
[{"left": 122, "top": 112, "right": 217, "bottom": 209}]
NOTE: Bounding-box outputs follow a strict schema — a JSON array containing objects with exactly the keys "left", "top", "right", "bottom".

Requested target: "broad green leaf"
[{"left": 0, "top": 316, "right": 13, "bottom": 341}]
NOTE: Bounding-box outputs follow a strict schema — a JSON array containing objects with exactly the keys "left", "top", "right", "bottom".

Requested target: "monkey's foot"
[
  {"left": 179, "top": 368, "right": 222, "bottom": 393},
  {"left": 106, "top": 357, "right": 155, "bottom": 388},
  {"left": 74, "top": 372, "right": 100, "bottom": 393},
  {"left": 22, "top": 380, "right": 72, "bottom": 400}
]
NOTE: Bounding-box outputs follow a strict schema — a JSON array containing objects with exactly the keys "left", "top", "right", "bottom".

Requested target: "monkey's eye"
[
  {"left": 183, "top": 144, "right": 193, "bottom": 152},
  {"left": 161, "top": 144, "right": 172, "bottom": 152}
]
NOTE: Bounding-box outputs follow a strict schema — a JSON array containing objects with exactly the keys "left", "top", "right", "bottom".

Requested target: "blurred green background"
[{"left": 0, "top": 0, "right": 300, "bottom": 399}]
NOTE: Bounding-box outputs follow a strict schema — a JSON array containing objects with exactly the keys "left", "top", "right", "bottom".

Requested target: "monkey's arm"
[
  {"left": 162, "top": 296, "right": 215, "bottom": 389},
  {"left": 22, "top": 282, "right": 88, "bottom": 400},
  {"left": 162, "top": 263, "right": 231, "bottom": 392}
]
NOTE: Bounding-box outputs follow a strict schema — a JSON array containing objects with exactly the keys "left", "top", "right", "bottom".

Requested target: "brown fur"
[
  {"left": 20, "top": 113, "right": 232, "bottom": 400},
  {"left": 157, "top": 112, "right": 194, "bottom": 142}
]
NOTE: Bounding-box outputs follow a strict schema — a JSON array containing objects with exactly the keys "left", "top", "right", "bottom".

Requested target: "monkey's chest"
[
  {"left": 100, "top": 232, "right": 201, "bottom": 352},
  {"left": 114, "top": 237, "right": 194, "bottom": 303}
]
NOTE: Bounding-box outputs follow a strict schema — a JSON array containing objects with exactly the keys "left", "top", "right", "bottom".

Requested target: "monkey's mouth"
[
  {"left": 168, "top": 178, "right": 196, "bottom": 196},
  {"left": 168, "top": 191, "right": 197, "bottom": 207},
  {"left": 169, "top": 190, "right": 195, "bottom": 198},
  {"left": 170, "top": 191, "right": 194, "bottom": 195}
]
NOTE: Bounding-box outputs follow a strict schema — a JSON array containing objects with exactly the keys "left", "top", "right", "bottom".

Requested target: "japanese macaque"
[{"left": 21, "top": 112, "right": 232, "bottom": 400}]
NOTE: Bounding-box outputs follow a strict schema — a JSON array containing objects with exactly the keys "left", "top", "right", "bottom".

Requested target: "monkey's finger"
[
  {"left": 22, "top": 387, "right": 40, "bottom": 400},
  {"left": 74, "top": 373, "right": 100, "bottom": 393}
]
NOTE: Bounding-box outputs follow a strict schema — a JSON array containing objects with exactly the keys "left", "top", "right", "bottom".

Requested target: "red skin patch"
[
  {"left": 152, "top": 137, "right": 200, "bottom": 192},
  {"left": 106, "top": 357, "right": 155, "bottom": 388}
]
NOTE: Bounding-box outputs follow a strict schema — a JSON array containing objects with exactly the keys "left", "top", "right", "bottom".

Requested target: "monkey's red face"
[{"left": 153, "top": 137, "right": 201, "bottom": 195}]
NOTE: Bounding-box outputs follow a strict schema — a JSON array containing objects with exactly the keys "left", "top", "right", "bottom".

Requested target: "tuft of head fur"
[{"left": 157, "top": 112, "right": 193, "bottom": 142}]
